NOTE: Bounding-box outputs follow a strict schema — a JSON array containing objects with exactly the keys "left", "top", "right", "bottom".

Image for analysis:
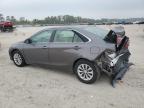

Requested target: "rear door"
[
  {"left": 49, "top": 30, "right": 84, "bottom": 66},
  {"left": 23, "top": 30, "right": 53, "bottom": 64}
]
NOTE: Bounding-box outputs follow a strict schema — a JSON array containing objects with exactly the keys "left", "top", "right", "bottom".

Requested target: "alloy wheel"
[
  {"left": 13, "top": 53, "right": 22, "bottom": 66},
  {"left": 77, "top": 64, "right": 94, "bottom": 81}
]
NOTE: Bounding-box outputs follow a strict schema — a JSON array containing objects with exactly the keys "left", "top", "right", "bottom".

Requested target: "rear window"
[{"left": 84, "top": 27, "right": 109, "bottom": 39}]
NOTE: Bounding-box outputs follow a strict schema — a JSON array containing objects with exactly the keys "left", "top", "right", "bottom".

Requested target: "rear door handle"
[{"left": 73, "top": 46, "right": 81, "bottom": 50}]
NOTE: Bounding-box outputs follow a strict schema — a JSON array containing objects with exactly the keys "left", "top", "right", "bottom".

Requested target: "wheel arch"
[{"left": 10, "top": 49, "right": 19, "bottom": 57}]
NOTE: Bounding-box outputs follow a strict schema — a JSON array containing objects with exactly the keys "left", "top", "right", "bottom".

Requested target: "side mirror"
[{"left": 24, "top": 38, "right": 32, "bottom": 44}]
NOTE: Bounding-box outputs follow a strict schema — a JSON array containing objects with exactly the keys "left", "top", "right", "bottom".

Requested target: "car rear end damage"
[
  {"left": 96, "top": 49, "right": 131, "bottom": 87},
  {"left": 95, "top": 29, "right": 132, "bottom": 87}
]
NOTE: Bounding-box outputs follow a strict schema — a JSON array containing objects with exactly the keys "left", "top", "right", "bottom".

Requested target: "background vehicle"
[
  {"left": 9, "top": 26, "right": 131, "bottom": 87},
  {"left": 0, "top": 21, "right": 14, "bottom": 32}
]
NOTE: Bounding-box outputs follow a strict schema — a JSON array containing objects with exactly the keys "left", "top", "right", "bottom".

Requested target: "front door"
[{"left": 23, "top": 30, "right": 53, "bottom": 64}]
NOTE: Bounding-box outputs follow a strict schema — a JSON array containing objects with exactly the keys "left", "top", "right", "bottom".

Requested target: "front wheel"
[
  {"left": 74, "top": 60, "right": 100, "bottom": 84},
  {"left": 12, "top": 50, "right": 26, "bottom": 67}
]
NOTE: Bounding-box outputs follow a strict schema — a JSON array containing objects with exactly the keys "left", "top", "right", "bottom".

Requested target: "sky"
[{"left": 0, "top": 0, "right": 144, "bottom": 20}]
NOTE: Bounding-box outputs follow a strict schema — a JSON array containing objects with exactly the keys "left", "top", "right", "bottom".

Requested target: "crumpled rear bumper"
[
  {"left": 96, "top": 48, "right": 132, "bottom": 87},
  {"left": 111, "top": 49, "right": 131, "bottom": 87}
]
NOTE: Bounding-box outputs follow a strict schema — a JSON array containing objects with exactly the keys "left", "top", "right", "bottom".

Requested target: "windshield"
[{"left": 83, "top": 26, "right": 109, "bottom": 39}]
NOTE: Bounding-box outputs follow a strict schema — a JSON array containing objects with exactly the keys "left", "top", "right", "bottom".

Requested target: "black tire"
[
  {"left": 74, "top": 59, "right": 101, "bottom": 84},
  {"left": 8, "top": 28, "right": 13, "bottom": 32},
  {"left": 12, "top": 50, "right": 26, "bottom": 67},
  {"left": 1, "top": 29, "right": 5, "bottom": 32}
]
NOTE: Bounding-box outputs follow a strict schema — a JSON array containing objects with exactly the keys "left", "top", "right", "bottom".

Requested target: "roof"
[{"left": 42, "top": 26, "right": 99, "bottom": 39}]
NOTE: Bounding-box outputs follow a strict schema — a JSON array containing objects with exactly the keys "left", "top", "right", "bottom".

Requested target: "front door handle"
[{"left": 73, "top": 46, "right": 81, "bottom": 50}]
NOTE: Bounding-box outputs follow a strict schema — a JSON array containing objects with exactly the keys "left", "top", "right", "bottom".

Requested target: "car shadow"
[
  {"left": 29, "top": 64, "right": 74, "bottom": 74},
  {"left": 25, "top": 64, "right": 112, "bottom": 86}
]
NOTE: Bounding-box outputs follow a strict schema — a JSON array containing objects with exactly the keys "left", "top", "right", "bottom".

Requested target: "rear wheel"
[
  {"left": 12, "top": 50, "right": 26, "bottom": 67},
  {"left": 74, "top": 60, "right": 100, "bottom": 84}
]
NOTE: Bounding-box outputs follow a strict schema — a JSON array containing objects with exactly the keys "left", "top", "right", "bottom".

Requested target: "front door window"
[{"left": 30, "top": 30, "right": 53, "bottom": 43}]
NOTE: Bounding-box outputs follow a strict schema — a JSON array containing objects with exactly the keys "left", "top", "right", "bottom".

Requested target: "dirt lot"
[{"left": 0, "top": 25, "right": 144, "bottom": 108}]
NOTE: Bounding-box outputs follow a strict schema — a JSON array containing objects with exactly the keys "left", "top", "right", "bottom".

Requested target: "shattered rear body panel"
[
  {"left": 95, "top": 29, "right": 131, "bottom": 87},
  {"left": 111, "top": 49, "right": 131, "bottom": 87},
  {"left": 96, "top": 48, "right": 131, "bottom": 87}
]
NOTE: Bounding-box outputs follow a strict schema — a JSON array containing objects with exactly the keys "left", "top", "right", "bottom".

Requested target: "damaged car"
[{"left": 9, "top": 26, "right": 131, "bottom": 87}]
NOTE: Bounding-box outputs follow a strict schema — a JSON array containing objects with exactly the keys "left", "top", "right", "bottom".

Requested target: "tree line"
[
  {"left": 0, "top": 14, "right": 96, "bottom": 25},
  {"left": 0, "top": 13, "right": 144, "bottom": 25}
]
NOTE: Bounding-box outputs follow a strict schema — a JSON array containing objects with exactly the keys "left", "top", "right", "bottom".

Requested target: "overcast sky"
[{"left": 0, "top": 0, "right": 144, "bottom": 20}]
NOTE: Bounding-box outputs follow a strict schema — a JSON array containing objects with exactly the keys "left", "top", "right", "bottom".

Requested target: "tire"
[
  {"left": 8, "top": 28, "right": 13, "bottom": 32},
  {"left": 12, "top": 50, "right": 26, "bottom": 67},
  {"left": 74, "top": 59, "right": 101, "bottom": 84},
  {"left": 1, "top": 29, "right": 5, "bottom": 32}
]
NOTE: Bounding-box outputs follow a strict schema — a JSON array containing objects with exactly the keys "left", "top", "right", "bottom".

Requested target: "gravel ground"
[{"left": 0, "top": 25, "right": 144, "bottom": 108}]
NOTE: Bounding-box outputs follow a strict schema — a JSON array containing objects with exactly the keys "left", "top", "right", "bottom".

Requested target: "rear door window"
[
  {"left": 53, "top": 30, "right": 74, "bottom": 42},
  {"left": 53, "top": 30, "right": 83, "bottom": 43}
]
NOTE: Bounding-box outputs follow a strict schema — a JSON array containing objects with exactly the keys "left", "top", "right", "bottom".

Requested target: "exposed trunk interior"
[{"left": 104, "top": 30, "right": 129, "bottom": 52}]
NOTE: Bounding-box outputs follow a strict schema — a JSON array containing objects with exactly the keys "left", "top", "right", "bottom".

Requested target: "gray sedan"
[{"left": 9, "top": 26, "right": 131, "bottom": 87}]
